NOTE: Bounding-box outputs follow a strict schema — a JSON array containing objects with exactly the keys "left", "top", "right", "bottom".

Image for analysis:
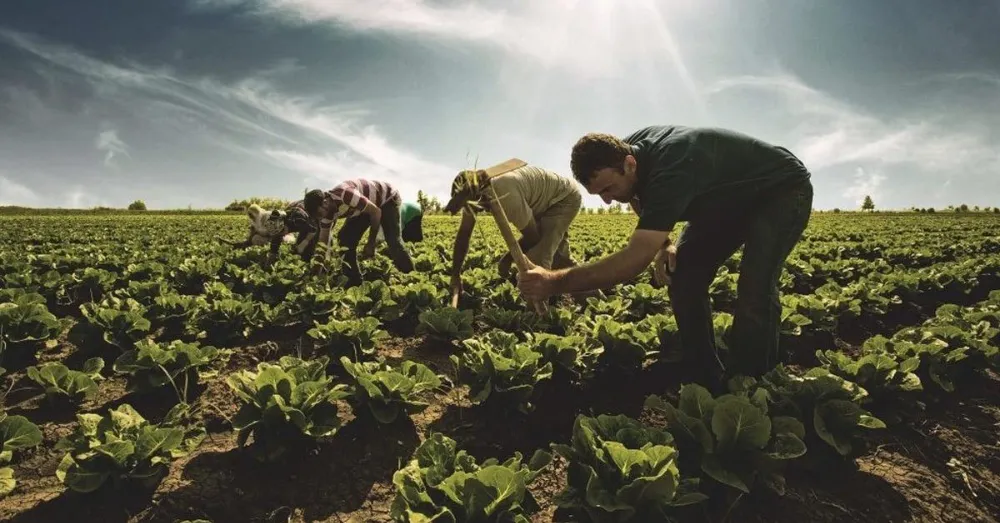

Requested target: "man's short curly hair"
[{"left": 570, "top": 132, "right": 632, "bottom": 185}]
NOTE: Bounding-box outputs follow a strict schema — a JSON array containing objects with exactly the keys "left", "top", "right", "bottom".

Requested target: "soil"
[{"left": 1, "top": 328, "right": 998, "bottom": 523}]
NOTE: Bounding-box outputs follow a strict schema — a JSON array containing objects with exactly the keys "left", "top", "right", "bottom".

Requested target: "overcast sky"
[{"left": 1, "top": 0, "right": 998, "bottom": 210}]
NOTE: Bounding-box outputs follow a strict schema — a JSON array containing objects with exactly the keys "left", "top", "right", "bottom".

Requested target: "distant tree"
[
  {"left": 958, "top": 204, "right": 969, "bottom": 213},
  {"left": 127, "top": 200, "right": 147, "bottom": 211},
  {"left": 225, "top": 197, "right": 289, "bottom": 212},
  {"left": 832, "top": 208, "right": 841, "bottom": 213},
  {"left": 994, "top": 207, "right": 1000, "bottom": 214},
  {"left": 927, "top": 207, "right": 936, "bottom": 214},
  {"left": 861, "top": 195, "right": 875, "bottom": 212},
  {"left": 973, "top": 205, "right": 980, "bottom": 212}
]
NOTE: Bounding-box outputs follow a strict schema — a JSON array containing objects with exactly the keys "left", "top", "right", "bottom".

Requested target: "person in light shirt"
[{"left": 443, "top": 164, "right": 582, "bottom": 304}]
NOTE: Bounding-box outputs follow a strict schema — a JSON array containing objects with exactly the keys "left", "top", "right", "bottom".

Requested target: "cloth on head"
[{"left": 247, "top": 204, "right": 287, "bottom": 239}]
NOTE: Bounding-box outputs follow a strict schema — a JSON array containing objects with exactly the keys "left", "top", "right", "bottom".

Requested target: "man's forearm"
[
  {"left": 317, "top": 228, "right": 331, "bottom": 256},
  {"left": 554, "top": 247, "right": 649, "bottom": 294},
  {"left": 451, "top": 235, "right": 470, "bottom": 278}
]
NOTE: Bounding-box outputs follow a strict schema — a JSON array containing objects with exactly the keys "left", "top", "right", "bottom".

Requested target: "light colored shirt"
[{"left": 488, "top": 166, "right": 579, "bottom": 229}]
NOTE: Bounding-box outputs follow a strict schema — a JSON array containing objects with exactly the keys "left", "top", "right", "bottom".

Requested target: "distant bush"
[
  {"left": 832, "top": 208, "right": 841, "bottom": 213},
  {"left": 225, "top": 197, "right": 291, "bottom": 212},
  {"left": 128, "top": 200, "right": 147, "bottom": 211}
]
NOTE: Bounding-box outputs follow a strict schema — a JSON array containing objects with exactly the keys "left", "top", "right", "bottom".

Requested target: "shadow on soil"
[
  {"left": 139, "top": 415, "right": 420, "bottom": 523},
  {"left": 8, "top": 483, "right": 158, "bottom": 523}
]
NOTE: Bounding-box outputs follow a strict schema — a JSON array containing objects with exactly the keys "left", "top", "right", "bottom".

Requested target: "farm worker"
[
  {"left": 400, "top": 201, "right": 425, "bottom": 243},
  {"left": 443, "top": 164, "right": 582, "bottom": 302},
  {"left": 374, "top": 201, "right": 424, "bottom": 243},
  {"left": 218, "top": 202, "right": 317, "bottom": 265},
  {"left": 302, "top": 179, "right": 415, "bottom": 287},
  {"left": 517, "top": 125, "right": 814, "bottom": 389}
]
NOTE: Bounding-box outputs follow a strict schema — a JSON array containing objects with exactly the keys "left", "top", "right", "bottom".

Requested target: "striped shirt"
[{"left": 317, "top": 179, "right": 401, "bottom": 228}]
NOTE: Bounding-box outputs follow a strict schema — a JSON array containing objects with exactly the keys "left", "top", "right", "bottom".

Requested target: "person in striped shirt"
[{"left": 302, "top": 179, "right": 415, "bottom": 286}]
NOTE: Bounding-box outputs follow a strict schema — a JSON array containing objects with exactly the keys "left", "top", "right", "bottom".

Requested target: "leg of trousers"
[
  {"left": 728, "top": 178, "right": 813, "bottom": 376},
  {"left": 526, "top": 192, "right": 581, "bottom": 269},
  {"left": 668, "top": 216, "right": 750, "bottom": 384},
  {"left": 337, "top": 215, "right": 370, "bottom": 287}
]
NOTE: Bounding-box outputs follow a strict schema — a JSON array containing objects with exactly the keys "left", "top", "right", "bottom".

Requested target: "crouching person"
[
  {"left": 302, "top": 179, "right": 415, "bottom": 287},
  {"left": 219, "top": 202, "right": 317, "bottom": 265}
]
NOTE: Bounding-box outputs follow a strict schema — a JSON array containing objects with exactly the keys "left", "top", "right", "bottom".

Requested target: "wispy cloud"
[
  {"left": 842, "top": 167, "right": 886, "bottom": 207},
  {"left": 0, "top": 175, "right": 41, "bottom": 206},
  {"left": 706, "top": 72, "right": 999, "bottom": 176},
  {"left": 96, "top": 128, "right": 130, "bottom": 167},
  {"left": 0, "top": 28, "right": 453, "bottom": 197},
  {"left": 0, "top": 174, "right": 103, "bottom": 209},
  {"left": 188, "top": 0, "right": 704, "bottom": 87}
]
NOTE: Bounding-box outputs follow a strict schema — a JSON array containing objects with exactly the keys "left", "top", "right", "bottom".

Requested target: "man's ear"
[{"left": 623, "top": 155, "right": 637, "bottom": 176}]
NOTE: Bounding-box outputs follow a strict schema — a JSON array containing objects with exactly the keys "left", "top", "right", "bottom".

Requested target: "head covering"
[
  {"left": 443, "top": 170, "right": 488, "bottom": 214},
  {"left": 303, "top": 189, "right": 325, "bottom": 215},
  {"left": 262, "top": 209, "right": 287, "bottom": 237}
]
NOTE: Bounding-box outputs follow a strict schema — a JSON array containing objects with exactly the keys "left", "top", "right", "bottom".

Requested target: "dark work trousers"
[
  {"left": 337, "top": 200, "right": 415, "bottom": 287},
  {"left": 401, "top": 214, "right": 423, "bottom": 243},
  {"left": 668, "top": 176, "right": 814, "bottom": 385}
]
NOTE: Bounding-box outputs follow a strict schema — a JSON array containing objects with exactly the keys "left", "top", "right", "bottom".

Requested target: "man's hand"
[
  {"left": 361, "top": 242, "right": 376, "bottom": 260},
  {"left": 653, "top": 244, "right": 677, "bottom": 286},
  {"left": 517, "top": 263, "right": 560, "bottom": 302}
]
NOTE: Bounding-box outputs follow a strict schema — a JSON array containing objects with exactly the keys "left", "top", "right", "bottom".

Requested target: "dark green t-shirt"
[
  {"left": 400, "top": 201, "right": 423, "bottom": 225},
  {"left": 626, "top": 125, "right": 810, "bottom": 232}
]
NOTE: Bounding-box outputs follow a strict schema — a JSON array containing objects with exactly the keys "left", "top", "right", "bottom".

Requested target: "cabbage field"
[{"left": 0, "top": 212, "right": 998, "bottom": 523}]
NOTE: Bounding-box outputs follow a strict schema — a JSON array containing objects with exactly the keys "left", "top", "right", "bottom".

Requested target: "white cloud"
[
  {"left": 0, "top": 29, "right": 453, "bottom": 199},
  {"left": 706, "top": 72, "right": 1000, "bottom": 183},
  {"left": 0, "top": 175, "right": 104, "bottom": 209},
  {"left": 189, "top": 0, "right": 704, "bottom": 86},
  {"left": 842, "top": 167, "right": 886, "bottom": 207},
  {"left": 263, "top": 148, "right": 451, "bottom": 202},
  {"left": 96, "top": 128, "right": 130, "bottom": 167},
  {"left": 0, "top": 175, "right": 41, "bottom": 206}
]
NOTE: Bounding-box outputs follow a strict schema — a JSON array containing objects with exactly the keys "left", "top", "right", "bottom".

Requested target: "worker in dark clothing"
[{"left": 518, "top": 125, "right": 813, "bottom": 390}]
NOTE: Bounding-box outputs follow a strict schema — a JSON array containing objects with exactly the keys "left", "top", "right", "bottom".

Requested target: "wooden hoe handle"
[{"left": 485, "top": 185, "right": 547, "bottom": 314}]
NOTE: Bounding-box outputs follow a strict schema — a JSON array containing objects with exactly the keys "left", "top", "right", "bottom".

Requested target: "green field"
[{"left": 0, "top": 212, "right": 998, "bottom": 522}]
